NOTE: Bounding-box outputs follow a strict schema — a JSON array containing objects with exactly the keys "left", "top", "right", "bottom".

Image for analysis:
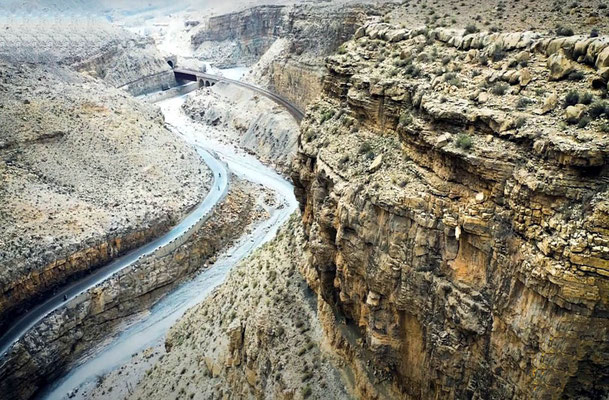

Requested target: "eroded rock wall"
[
  {"left": 292, "top": 24, "right": 609, "bottom": 399},
  {"left": 0, "top": 180, "right": 263, "bottom": 400},
  {"left": 128, "top": 214, "right": 351, "bottom": 400},
  {"left": 244, "top": 3, "right": 382, "bottom": 110}
]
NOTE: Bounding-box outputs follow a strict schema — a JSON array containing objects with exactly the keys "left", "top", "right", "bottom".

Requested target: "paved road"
[
  {"left": 0, "top": 148, "right": 229, "bottom": 357},
  {"left": 0, "top": 70, "right": 305, "bottom": 359},
  {"left": 175, "top": 69, "right": 306, "bottom": 123},
  {"left": 43, "top": 94, "right": 300, "bottom": 399}
]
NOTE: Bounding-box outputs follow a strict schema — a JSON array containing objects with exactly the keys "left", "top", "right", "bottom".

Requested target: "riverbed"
[{"left": 39, "top": 92, "right": 298, "bottom": 400}]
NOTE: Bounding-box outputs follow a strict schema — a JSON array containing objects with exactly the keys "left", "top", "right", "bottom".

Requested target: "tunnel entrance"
[{"left": 167, "top": 60, "right": 174, "bottom": 69}]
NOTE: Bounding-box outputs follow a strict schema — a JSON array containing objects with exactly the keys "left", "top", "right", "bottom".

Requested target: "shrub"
[
  {"left": 600, "top": 122, "right": 609, "bottom": 132},
  {"left": 564, "top": 90, "right": 580, "bottom": 107},
  {"left": 580, "top": 92, "right": 594, "bottom": 105},
  {"left": 405, "top": 64, "right": 421, "bottom": 77},
  {"left": 359, "top": 142, "right": 372, "bottom": 154},
  {"left": 399, "top": 111, "right": 413, "bottom": 127},
  {"left": 588, "top": 101, "right": 608, "bottom": 119},
  {"left": 578, "top": 116, "right": 591, "bottom": 128},
  {"left": 337, "top": 45, "right": 347, "bottom": 55},
  {"left": 491, "top": 45, "right": 507, "bottom": 62},
  {"left": 515, "top": 116, "right": 527, "bottom": 129},
  {"left": 567, "top": 70, "right": 585, "bottom": 81},
  {"left": 479, "top": 54, "right": 489, "bottom": 66},
  {"left": 465, "top": 23, "right": 479, "bottom": 34},
  {"left": 319, "top": 109, "right": 335, "bottom": 124},
  {"left": 556, "top": 25, "right": 574, "bottom": 36},
  {"left": 516, "top": 97, "right": 533, "bottom": 110},
  {"left": 590, "top": 28, "right": 600, "bottom": 38},
  {"left": 302, "top": 386, "right": 312, "bottom": 398},
  {"left": 442, "top": 55, "right": 451, "bottom": 65},
  {"left": 491, "top": 82, "right": 509, "bottom": 96},
  {"left": 456, "top": 133, "right": 473, "bottom": 150}
]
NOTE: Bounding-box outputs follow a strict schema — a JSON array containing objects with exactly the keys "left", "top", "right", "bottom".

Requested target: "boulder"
[
  {"left": 539, "top": 93, "right": 558, "bottom": 115},
  {"left": 547, "top": 52, "right": 574, "bottom": 80},
  {"left": 565, "top": 104, "right": 586, "bottom": 123},
  {"left": 519, "top": 68, "right": 532, "bottom": 86}
]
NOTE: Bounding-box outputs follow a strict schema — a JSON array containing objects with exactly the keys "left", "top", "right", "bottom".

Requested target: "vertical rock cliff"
[{"left": 292, "top": 24, "right": 609, "bottom": 399}]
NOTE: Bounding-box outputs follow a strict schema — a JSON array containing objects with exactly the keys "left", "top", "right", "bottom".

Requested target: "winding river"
[{"left": 39, "top": 90, "right": 298, "bottom": 399}]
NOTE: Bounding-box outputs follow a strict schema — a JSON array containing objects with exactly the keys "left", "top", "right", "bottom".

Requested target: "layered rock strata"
[
  {"left": 0, "top": 179, "right": 265, "bottom": 400},
  {"left": 191, "top": 3, "right": 382, "bottom": 109},
  {"left": 291, "top": 24, "right": 609, "bottom": 399},
  {"left": 182, "top": 83, "right": 300, "bottom": 174},
  {"left": 128, "top": 215, "right": 351, "bottom": 400}
]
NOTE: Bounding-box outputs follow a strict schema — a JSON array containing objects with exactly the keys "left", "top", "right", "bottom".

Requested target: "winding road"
[
  {"left": 175, "top": 69, "right": 305, "bottom": 123},
  {"left": 0, "top": 73, "right": 304, "bottom": 363},
  {"left": 0, "top": 149, "right": 229, "bottom": 357},
  {"left": 42, "top": 89, "right": 300, "bottom": 400}
]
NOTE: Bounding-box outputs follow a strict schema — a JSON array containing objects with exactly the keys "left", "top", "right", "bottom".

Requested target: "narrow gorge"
[{"left": 1, "top": 1, "right": 609, "bottom": 400}]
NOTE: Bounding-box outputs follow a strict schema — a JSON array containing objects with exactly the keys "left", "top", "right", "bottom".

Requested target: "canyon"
[{"left": 2, "top": 1, "right": 609, "bottom": 400}]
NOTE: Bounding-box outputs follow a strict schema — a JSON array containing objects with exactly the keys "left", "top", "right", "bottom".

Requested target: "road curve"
[
  {"left": 0, "top": 71, "right": 305, "bottom": 360},
  {"left": 206, "top": 74, "right": 305, "bottom": 123},
  {"left": 0, "top": 148, "right": 229, "bottom": 357}
]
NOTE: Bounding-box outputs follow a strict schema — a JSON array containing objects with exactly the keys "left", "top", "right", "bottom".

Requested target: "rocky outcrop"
[
  {"left": 191, "top": 5, "right": 286, "bottom": 68},
  {"left": 243, "top": 3, "right": 382, "bottom": 110},
  {"left": 182, "top": 82, "right": 300, "bottom": 175},
  {"left": 191, "top": 3, "right": 381, "bottom": 109},
  {"left": 0, "top": 179, "right": 265, "bottom": 400},
  {"left": 74, "top": 35, "right": 176, "bottom": 95},
  {"left": 291, "top": 24, "right": 609, "bottom": 399}
]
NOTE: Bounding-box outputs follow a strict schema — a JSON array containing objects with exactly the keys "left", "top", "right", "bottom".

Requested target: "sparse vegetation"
[
  {"left": 567, "top": 70, "right": 585, "bottom": 81},
  {"left": 589, "top": 101, "right": 608, "bottom": 119},
  {"left": 578, "top": 116, "right": 591, "bottom": 128},
  {"left": 465, "top": 23, "right": 479, "bottom": 34},
  {"left": 456, "top": 133, "right": 473, "bottom": 150},
  {"left": 319, "top": 109, "right": 335, "bottom": 124},
  {"left": 399, "top": 111, "right": 413, "bottom": 127},
  {"left": 564, "top": 90, "right": 580, "bottom": 107},
  {"left": 515, "top": 116, "right": 527, "bottom": 129},
  {"left": 555, "top": 25, "right": 574, "bottom": 36},
  {"left": 516, "top": 97, "right": 533, "bottom": 110},
  {"left": 491, "top": 82, "right": 509, "bottom": 96}
]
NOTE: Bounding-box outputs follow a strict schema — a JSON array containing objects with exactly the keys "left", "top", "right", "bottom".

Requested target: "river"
[{"left": 39, "top": 91, "right": 298, "bottom": 400}]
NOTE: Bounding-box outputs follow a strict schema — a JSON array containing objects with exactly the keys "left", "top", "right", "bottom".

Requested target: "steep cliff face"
[
  {"left": 191, "top": 3, "right": 381, "bottom": 109},
  {"left": 128, "top": 215, "right": 351, "bottom": 400},
  {"left": 292, "top": 24, "right": 609, "bottom": 399},
  {"left": 182, "top": 82, "right": 299, "bottom": 174},
  {"left": 244, "top": 3, "right": 382, "bottom": 110},
  {"left": 74, "top": 35, "right": 176, "bottom": 95},
  {"left": 191, "top": 5, "right": 286, "bottom": 68}
]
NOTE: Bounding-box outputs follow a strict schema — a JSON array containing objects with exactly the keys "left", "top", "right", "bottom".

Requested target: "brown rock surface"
[
  {"left": 291, "top": 24, "right": 609, "bottom": 399},
  {"left": 128, "top": 215, "right": 351, "bottom": 400}
]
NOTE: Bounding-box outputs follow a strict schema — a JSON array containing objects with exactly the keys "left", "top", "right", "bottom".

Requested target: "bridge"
[
  {"left": 118, "top": 66, "right": 305, "bottom": 123},
  {"left": 172, "top": 68, "right": 305, "bottom": 122}
]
